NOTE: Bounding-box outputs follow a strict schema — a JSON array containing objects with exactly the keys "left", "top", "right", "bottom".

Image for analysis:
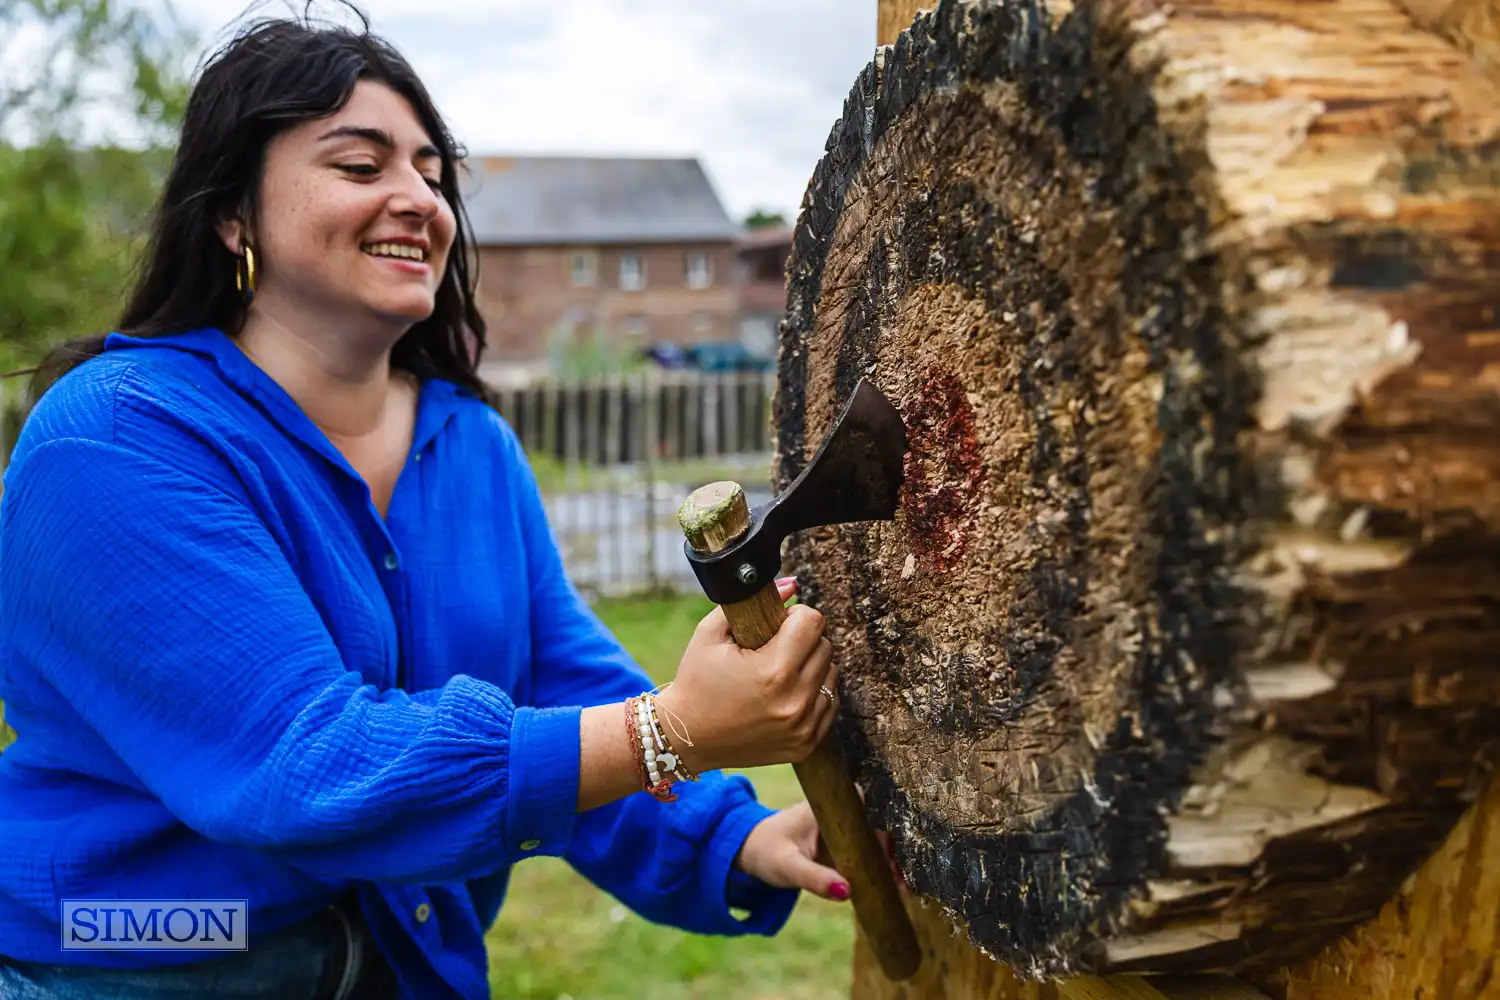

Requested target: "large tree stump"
[{"left": 775, "top": 0, "right": 1500, "bottom": 986}]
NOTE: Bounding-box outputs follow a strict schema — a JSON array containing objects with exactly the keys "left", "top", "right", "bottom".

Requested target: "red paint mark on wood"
[{"left": 900, "top": 365, "right": 983, "bottom": 571}]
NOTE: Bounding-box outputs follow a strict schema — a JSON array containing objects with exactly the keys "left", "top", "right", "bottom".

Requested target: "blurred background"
[{"left": 0, "top": 0, "right": 879, "bottom": 996}]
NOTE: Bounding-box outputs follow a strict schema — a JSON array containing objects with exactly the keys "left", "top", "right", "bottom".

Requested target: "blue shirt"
[{"left": 0, "top": 328, "right": 797, "bottom": 998}]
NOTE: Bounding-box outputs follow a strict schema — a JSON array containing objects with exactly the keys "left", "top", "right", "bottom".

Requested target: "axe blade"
[
  {"left": 768, "top": 378, "right": 908, "bottom": 537},
  {"left": 682, "top": 379, "right": 908, "bottom": 605}
]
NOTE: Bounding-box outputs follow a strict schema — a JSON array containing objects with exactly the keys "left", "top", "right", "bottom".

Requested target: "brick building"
[
  {"left": 734, "top": 225, "right": 794, "bottom": 358},
  {"left": 462, "top": 156, "right": 746, "bottom": 372}
]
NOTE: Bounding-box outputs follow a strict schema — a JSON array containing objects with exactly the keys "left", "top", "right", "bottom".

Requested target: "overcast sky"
[{"left": 168, "top": 0, "right": 878, "bottom": 224}]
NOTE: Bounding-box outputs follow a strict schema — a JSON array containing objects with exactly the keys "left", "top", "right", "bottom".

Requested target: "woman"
[{"left": 0, "top": 10, "right": 848, "bottom": 1000}]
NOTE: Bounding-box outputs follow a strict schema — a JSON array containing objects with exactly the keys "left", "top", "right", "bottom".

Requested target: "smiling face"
[{"left": 225, "top": 79, "right": 456, "bottom": 331}]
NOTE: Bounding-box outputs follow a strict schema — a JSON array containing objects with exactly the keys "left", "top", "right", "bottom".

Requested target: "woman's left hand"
[{"left": 735, "top": 801, "right": 850, "bottom": 902}]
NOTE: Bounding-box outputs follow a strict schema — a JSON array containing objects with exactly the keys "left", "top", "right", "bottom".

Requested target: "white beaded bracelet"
[{"left": 635, "top": 700, "right": 660, "bottom": 787}]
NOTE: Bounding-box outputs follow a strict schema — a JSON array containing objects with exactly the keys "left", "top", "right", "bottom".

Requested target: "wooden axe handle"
[{"left": 679, "top": 482, "right": 922, "bottom": 983}]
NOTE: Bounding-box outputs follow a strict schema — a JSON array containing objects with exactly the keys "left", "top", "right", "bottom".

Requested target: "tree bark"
[{"left": 781, "top": 0, "right": 1500, "bottom": 989}]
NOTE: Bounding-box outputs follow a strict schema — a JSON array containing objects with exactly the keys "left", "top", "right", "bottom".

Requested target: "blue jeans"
[{"left": 0, "top": 896, "right": 398, "bottom": 999}]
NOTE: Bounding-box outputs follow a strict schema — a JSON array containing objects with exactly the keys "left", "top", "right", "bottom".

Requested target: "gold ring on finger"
[{"left": 820, "top": 685, "right": 837, "bottom": 706}]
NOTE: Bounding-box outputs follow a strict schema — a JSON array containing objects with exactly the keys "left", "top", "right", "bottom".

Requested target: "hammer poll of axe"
[{"left": 675, "top": 378, "right": 922, "bottom": 982}]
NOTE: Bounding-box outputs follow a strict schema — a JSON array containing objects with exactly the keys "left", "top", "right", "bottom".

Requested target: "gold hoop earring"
[{"left": 235, "top": 246, "right": 257, "bottom": 301}]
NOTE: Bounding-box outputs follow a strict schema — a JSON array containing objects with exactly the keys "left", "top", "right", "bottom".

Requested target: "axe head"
[{"left": 684, "top": 378, "right": 908, "bottom": 605}]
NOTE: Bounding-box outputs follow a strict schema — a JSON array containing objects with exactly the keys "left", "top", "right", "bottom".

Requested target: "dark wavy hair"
[{"left": 29, "top": 2, "right": 488, "bottom": 400}]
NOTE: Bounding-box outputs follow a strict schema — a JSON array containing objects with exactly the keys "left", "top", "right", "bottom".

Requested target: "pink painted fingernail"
[{"left": 829, "top": 881, "right": 850, "bottom": 900}]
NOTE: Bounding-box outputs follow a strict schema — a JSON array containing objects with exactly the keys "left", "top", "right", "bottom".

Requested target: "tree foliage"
[
  {"left": 0, "top": 0, "right": 194, "bottom": 376},
  {"left": 0, "top": 1, "right": 192, "bottom": 748},
  {"left": 743, "top": 208, "right": 788, "bottom": 231}
]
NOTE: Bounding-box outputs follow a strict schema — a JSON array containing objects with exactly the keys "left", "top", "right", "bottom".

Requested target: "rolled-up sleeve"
[{"left": 503, "top": 705, "right": 582, "bottom": 859}]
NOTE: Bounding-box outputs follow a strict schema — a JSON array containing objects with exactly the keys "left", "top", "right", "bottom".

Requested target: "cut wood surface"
[
  {"left": 778, "top": 0, "right": 1500, "bottom": 988},
  {"left": 1395, "top": 0, "right": 1500, "bottom": 71},
  {"left": 1254, "top": 743, "right": 1500, "bottom": 999}
]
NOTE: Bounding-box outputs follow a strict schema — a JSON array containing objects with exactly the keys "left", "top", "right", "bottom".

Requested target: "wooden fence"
[
  {"left": 490, "top": 370, "right": 777, "bottom": 465},
  {"left": 489, "top": 370, "right": 777, "bottom": 598}
]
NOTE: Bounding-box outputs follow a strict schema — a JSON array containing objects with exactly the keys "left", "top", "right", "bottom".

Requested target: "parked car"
[
  {"left": 683, "top": 341, "right": 774, "bottom": 373},
  {"left": 639, "top": 340, "right": 774, "bottom": 374},
  {"left": 640, "top": 343, "right": 689, "bottom": 369}
]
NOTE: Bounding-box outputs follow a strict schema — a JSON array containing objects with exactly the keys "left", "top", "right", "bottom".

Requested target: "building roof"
[
  {"left": 738, "top": 225, "right": 795, "bottom": 251},
  {"left": 459, "top": 155, "right": 744, "bottom": 246}
]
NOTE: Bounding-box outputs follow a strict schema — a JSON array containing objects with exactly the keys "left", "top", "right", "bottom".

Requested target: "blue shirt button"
[
  {"left": 383, "top": 552, "right": 398, "bottom": 571},
  {"left": 519, "top": 838, "right": 541, "bottom": 852}
]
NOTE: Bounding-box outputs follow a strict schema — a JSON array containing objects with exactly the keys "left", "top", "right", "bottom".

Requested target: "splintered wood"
[
  {"left": 776, "top": 0, "right": 1500, "bottom": 989},
  {"left": 1396, "top": 0, "right": 1500, "bottom": 70}
]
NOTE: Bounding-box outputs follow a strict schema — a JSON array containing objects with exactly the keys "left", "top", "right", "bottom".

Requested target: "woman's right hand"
[{"left": 656, "top": 582, "right": 836, "bottom": 773}]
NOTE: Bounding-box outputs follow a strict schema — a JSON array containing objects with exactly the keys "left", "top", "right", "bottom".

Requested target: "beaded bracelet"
[
  {"left": 647, "top": 685, "right": 698, "bottom": 759},
  {"left": 623, "top": 696, "right": 652, "bottom": 795},
  {"left": 647, "top": 697, "right": 698, "bottom": 784},
  {"left": 628, "top": 695, "right": 678, "bottom": 803}
]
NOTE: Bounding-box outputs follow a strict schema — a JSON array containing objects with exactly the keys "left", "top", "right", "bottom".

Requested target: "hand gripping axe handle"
[{"left": 676, "top": 378, "right": 922, "bottom": 982}]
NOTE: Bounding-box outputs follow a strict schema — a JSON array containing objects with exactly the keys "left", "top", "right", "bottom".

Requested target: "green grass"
[
  {"left": 486, "top": 593, "right": 854, "bottom": 1000},
  {"left": 0, "top": 596, "right": 849, "bottom": 997}
]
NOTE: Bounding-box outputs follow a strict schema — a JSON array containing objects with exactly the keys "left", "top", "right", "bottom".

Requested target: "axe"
[{"left": 676, "top": 378, "right": 922, "bottom": 982}]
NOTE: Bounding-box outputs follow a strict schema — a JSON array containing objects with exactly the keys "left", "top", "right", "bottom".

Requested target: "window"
[
  {"left": 619, "top": 252, "right": 645, "bottom": 291},
  {"left": 569, "top": 251, "right": 598, "bottom": 287},
  {"left": 623, "top": 315, "right": 649, "bottom": 337},
  {"left": 692, "top": 312, "right": 713, "bottom": 334},
  {"left": 685, "top": 250, "right": 712, "bottom": 289}
]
